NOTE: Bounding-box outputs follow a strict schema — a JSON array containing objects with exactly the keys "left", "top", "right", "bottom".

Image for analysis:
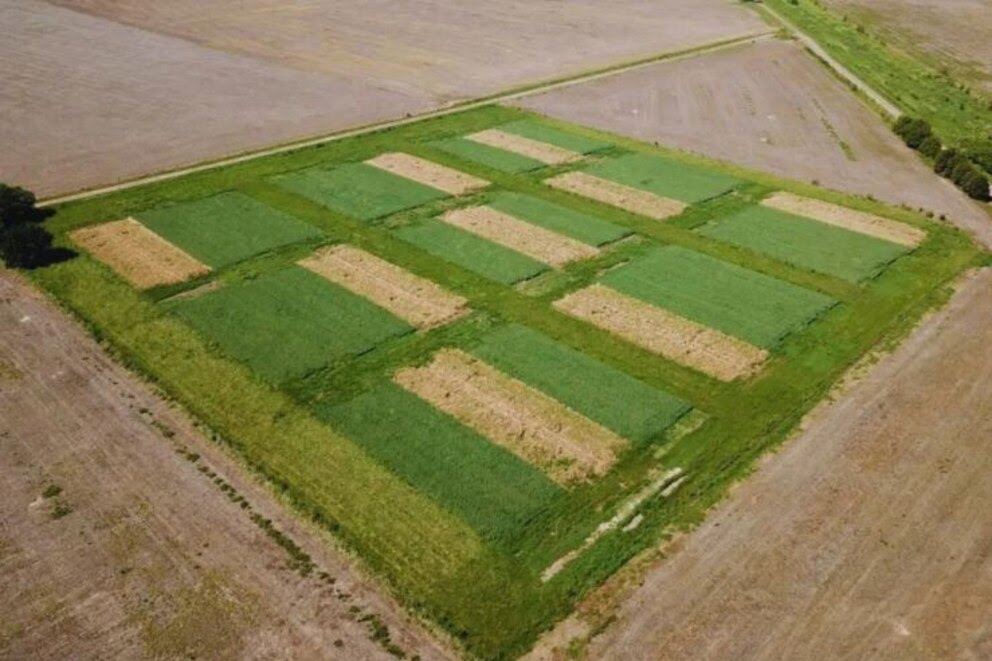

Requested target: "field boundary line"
[
  {"left": 39, "top": 31, "right": 775, "bottom": 207},
  {"left": 758, "top": 4, "right": 901, "bottom": 119}
]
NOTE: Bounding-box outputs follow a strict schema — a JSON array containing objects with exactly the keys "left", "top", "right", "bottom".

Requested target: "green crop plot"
[
  {"left": 396, "top": 219, "right": 548, "bottom": 284},
  {"left": 488, "top": 192, "right": 630, "bottom": 246},
  {"left": 471, "top": 325, "right": 691, "bottom": 444},
  {"left": 602, "top": 246, "right": 835, "bottom": 348},
  {"left": 698, "top": 205, "right": 909, "bottom": 283},
  {"left": 432, "top": 137, "right": 544, "bottom": 173},
  {"left": 169, "top": 267, "right": 412, "bottom": 382},
  {"left": 273, "top": 162, "right": 446, "bottom": 220},
  {"left": 136, "top": 192, "right": 321, "bottom": 267},
  {"left": 586, "top": 153, "right": 741, "bottom": 203},
  {"left": 498, "top": 119, "right": 611, "bottom": 153},
  {"left": 319, "top": 382, "right": 561, "bottom": 543}
]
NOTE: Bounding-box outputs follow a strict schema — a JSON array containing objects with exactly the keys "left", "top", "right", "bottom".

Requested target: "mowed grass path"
[
  {"left": 601, "top": 246, "right": 835, "bottom": 348},
  {"left": 319, "top": 382, "right": 562, "bottom": 543},
  {"left": 586, "top": 153, "right": 742, "bottom": 203},
  {"left": 698, "top": 205, "right": 909, "bottom": 283},
  {"left": 137, "top": 192, "right": 321, "bottom": 267},
  {"left": 471, "top": 324, "right": 691, "bottom": 444},
  {"left": 170, "top": 267, "right": 412, "bottom": 382},
  {"left": 488, "top": 193, "right": 630, "bottom": 246}
]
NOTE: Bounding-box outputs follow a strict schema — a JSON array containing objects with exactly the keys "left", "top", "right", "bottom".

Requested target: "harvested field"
[
  {"left": 517, "top": 39, "right": 990, "bottom": 233},
  {"left": 366, "top": 153, "right": 488, "bottom": 196},
  {"left": 394, "top": 349, "right": 627, "bottom": 485},
  {"left": 488, "top": 193, "right": 630, "bottom": 246},
  {"left": 0, "top": 272, "right": 450, "bottom": 661},
  {"left": 763, "top": 192, "right": 926, "bottom": 247},
  {"left": 586, "top": 154, "right": 742, "bottom": 203},
  {"left": 70, "top": 218, "right": 210, "bottom": 289},
  {"left": 553, "top": 285, "right": 768, "bottom": 382},
  {"left": 466, "top": 129, "right": 581, "bottom": 166},
  {"left": 572, "top": 268, "right": 992, "bottom": 661},
  {"left": 396, "top": 220, "right": 548, "bottom": 285},
  {"left": 136, "top": 192, "right": 321, "bottom": 267},
  {"left": 298, "top": 245, "right": 469, "bottom": 330},
  {"left": 547, "top": 172, "right": 687, "bottom": 221},
  {"left": 441, "top": 207, "right": 600, "bottom": 267}
]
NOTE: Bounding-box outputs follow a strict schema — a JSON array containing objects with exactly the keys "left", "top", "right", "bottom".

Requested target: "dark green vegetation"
[
  {"left": 137, "top": 192, "right": 321, "bottom": 267},
  {"left": 432, "top": 137, "right": 544, "bottom": 173},
  {"left": 601, "top": 246, "right": 835, "bottom": 348},
  {"left": 0, "top": 183, "right": 57, "bottom": 268},
  {"left": 37, "top": 104, "right": 982, "bottom": 658},
  {"left": 585, "top": 153, "right": 742, "bottom": 203},
  {"left": 488, "top": 192, "right": 630, "bottom": 246},
  {"left": 471, "top": 325, "right": 690, "bottom": 444},
  {"left": 893, "top": 117, "right": 990, "bottom": 202},
  {"left": 698, "top": 205, "right": 907, "bottom": 283},
  {"left": 273, "top": 162, "right": 446, "bottom": 220},
  {"left": 169, "top": 267, "right": 412, "bottom": 382}
]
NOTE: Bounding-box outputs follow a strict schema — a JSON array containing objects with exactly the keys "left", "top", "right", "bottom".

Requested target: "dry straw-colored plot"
[
  {"left": 763, "top": 192, "right": 926, "bottom": 247},
  {"left": 441, "top": 206, "right": 600, "bottom": 267},
  {"left": 547, "top": 171, "right": 687, "bottom": 220},
  {"left": 394, "top": 348, "right": 626, "bottom": 485},
  {"left": 70, "top": 218, "right": 210, "bottom": 289},
  {"left": 553, "top": 284, "right": 767, "bottom": 381},
  {"left": 465, "top": 129, "right": 582, "bottom": 165},
  {"left": 365, "top": 152, "right": 489, "bottom": 195},
  {"left": 299, "top": 245, "right": 469, "bottom": 329}
]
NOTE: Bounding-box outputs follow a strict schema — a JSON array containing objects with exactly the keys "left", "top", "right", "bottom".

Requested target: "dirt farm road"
[
  {"left": 0, "top": 271, "right": 453, "bottom": 660},
  {"left": 574, "top": 268, "right": 992, "bottom": 659}
]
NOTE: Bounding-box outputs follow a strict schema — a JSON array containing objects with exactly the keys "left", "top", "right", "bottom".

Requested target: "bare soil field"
[
  {"left": 2, "top": 0, "right": 765, "bottom": 198},
  {"left": 0, "top": 271, "right": 452, "bottom": 660},
  {"left": 518, "top": 39, "right": 992, "bottom": 245},
  {"left": 822, "top": 0, "right": 992, "bottom": 95},
  {"left": 540, "top": 268, "right": 992, "bottom": 659}
]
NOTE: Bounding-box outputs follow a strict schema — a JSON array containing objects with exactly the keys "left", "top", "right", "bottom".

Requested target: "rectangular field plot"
[
  {"left": 601, "top": 246, "right": 834, "bottom": 348},
  {"left": 498, "top": 119, "right": 611, "bottom": 154},
  {"left": 319, "top": 382, "right": 560, "bottom": 543},
  {"left": 471, "top": 325, "right": 691, "bottom": 443},
  {"left": 136, "top": 192, "right": 320, "bottom": 268},
  {"left": 395, "top": 219, "right": 548, "bottom": 284},
  {"left": 70, "top": 218, "right": 210, "bottom": 289},
  {"left": 273, "top": 162, "right": 447, "bottom": 220},
  {"left": 299, "top": 245, "right": 469, "bottom": 329},
  {"left": 431, "top": 137, "right": 545, "bottom": 173},
  {"left": 546, "top": 171, "right": 687, "bottom": 221},
  {"left": 586, "top": 153, "right": 741, "bottom": 203},
  {"left": 366, "top": 152, "right": 489, "bottom": 195},
  {"left": 763, "top": 192, "right": 926, "bottom": 247},
  {"left": 488, "top": 193, "right": 630, "bottom": 246},
  {"left": 466, "top": 129, "right": 581, "bottom": 165},
  {"left": 698, "top": 205, "right": 909, "bottom": 283},
  {"left": 169, "top": 267, "right": 412, "bottom": 382},
  {"left": 394, "top": 349, "right": 627, "bottom": 485}
]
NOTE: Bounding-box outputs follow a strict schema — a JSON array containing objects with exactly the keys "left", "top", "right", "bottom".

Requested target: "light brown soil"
[
  {"left": 393, "top": 349, "right": 626, "bottom": 485},
  {"left": 466, "top": 129, "right": 582, "bottom": 166},
  {"left": 517, "top": 39, "right": 992, "bottom": 247},
  {"left": 764, "top": 191, "right": 927, "bottom": 247},
  {"left": 0, "top": 271, "right": 452, "bottom": 660},
  {"left": 551, "top": 268, "right": 992, "bottom": 660},
  {"left": 546, "top": 172, "right": 687, "bottom": 221},
  {"left": 366, "top": 153, "right": 489, "bottom": 196},
  {"left": 2, "top": 1, "right": 765, "bottom": 197},
  {"left": 441, "top": 206, "right": 600, "bottom": 267},
  {"left": 822, "top": 0, "right": 992, "bottom": 95},
  {"left": 69, "top": 218, "right": 210, "bottom": 289},
  {"left": 299, "top": 245, "right": 469, "bottom": 330},
  {"left": 553, "top": 285, "right": 767, "bottom": 382}
]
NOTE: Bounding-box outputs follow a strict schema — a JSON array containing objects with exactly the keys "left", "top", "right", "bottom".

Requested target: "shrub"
[
  {"left": 0, "top": 184, "right": 49, "bottom": 227},
  {"left": 918, "top": 135, "right": 942, "bottom": 159},
  {"left": 0, "top": 223, "right": 53, "bottom": 268},
  {"left": 962, "top": 170, "right": 991, "bottom": 201},
  {"left": 935, "top": 149, "right": 961, "bottom": 176},
  {"left": 893, "top": 116, "right": 932, "bottom": 149}
]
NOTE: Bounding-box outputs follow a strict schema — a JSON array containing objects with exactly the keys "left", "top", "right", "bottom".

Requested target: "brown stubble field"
[
  {"left": 517, "top": 39, "right": 992, "bottom": 247},
  {"left": 534, "top": 268, "right": 992, "bottom": 660},
  {"left": 0, "top": 272, "right": 452, "bottom": 660},
  {"left": 1, "top": 0, "right": 766, "bottom": 198}
]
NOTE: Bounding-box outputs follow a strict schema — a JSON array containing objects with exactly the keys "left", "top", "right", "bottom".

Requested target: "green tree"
[{"left": 0, "top": 223, "right": 54, "bottom": 268}]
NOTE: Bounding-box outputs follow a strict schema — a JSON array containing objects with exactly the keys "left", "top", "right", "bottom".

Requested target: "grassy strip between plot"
[
  {"left": 431, "top": 137, "right": 544, "bottom": 173},
  {"left": 498, "top": 119, "right": 611, "bottom": 154},
  {"left": 488, "top": 192, "right": 630, "bottom": 246},
  {"left": 470, "top": 324, "right": 691, "bottom": 444},
  {"left": 395, "top": 219, "right": 548, "bottom": 284},
  {"left": 698, "top": 205, "right": 909, "bottom": 283},
  {"left": 601, "top": 246, "right": 835, "bottom": 348},
  {"left": 136, "top": 191, "right": 321, "bottom": 267},
  {"left": 168, "top": 267, "right": 412, "bottom": 382},
  {"left": 317, "top": 382, "right": 562, "bottom": 544},
  {"left": 272, "top": 162, "right": 447, "bottom": 220},
  {"left": 586, "top": 153, "right": 743, "bottom": 204}
]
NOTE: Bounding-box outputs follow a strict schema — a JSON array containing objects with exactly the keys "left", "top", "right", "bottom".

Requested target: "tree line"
[{"left": 893, "top": 117, "right": 991, "bottom": 202}]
